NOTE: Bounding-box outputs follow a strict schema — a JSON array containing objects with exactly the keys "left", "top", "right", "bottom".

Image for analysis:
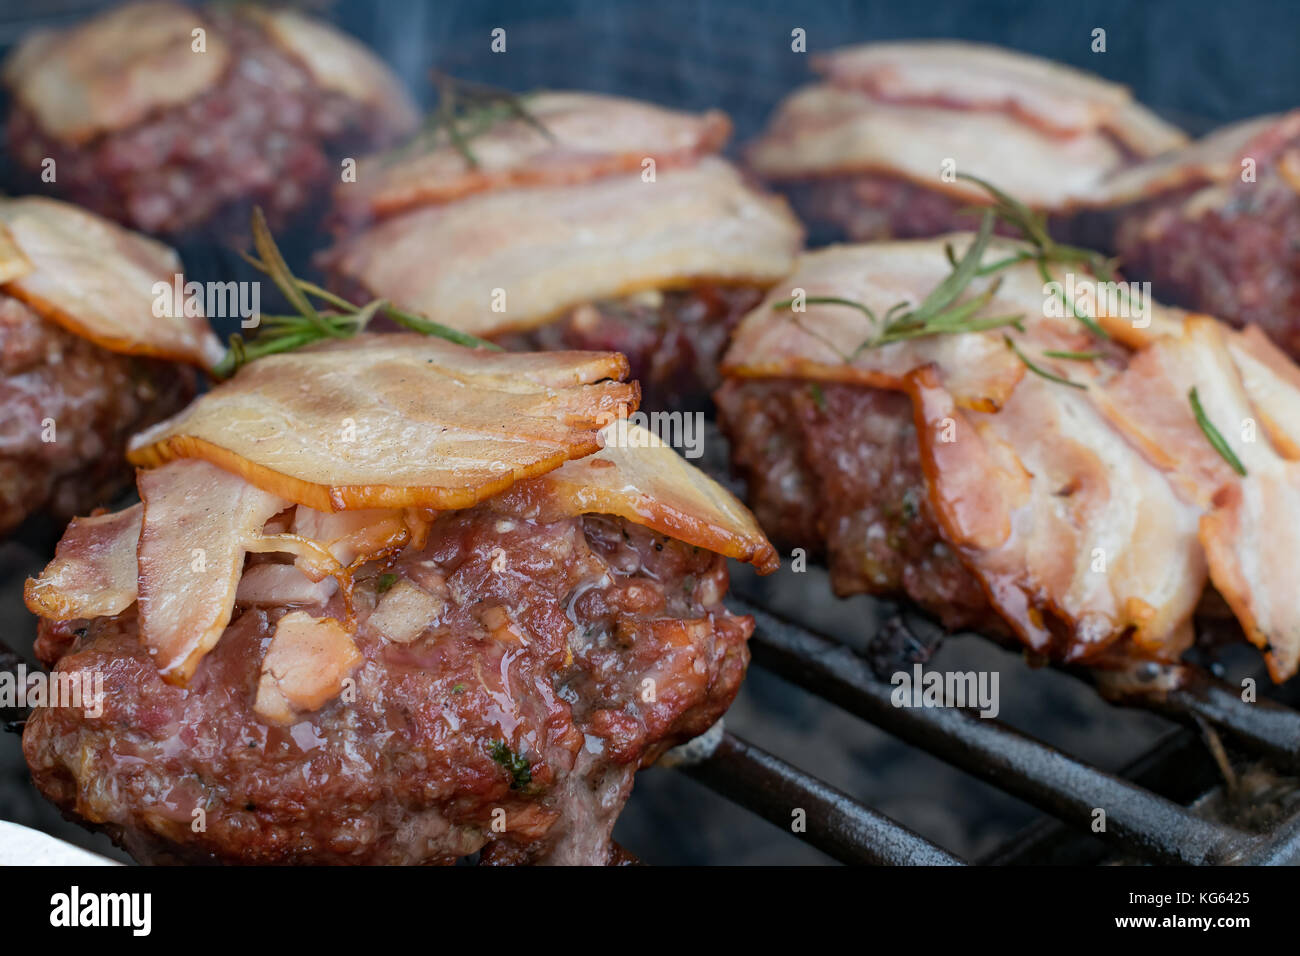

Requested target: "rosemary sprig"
[
  {"left": 384, "top": 73, "right": 554, "bottom": 170},
  {"left": 773, "top": 211, "right": 1024, "bottom": 352},
  {"left": 770, "top": 176, "right": 1131, "bottom": 389},
  {"left": 1189, "top": 387, "right": 1248, "bottom": 477},
  {"left": 1003, "top": 336, "right": 1086, "bottom": 390},
  {"left": 212, "top": 208, "right": 500, "bottom": 379}
]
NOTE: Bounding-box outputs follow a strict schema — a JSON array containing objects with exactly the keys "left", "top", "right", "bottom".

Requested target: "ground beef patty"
[
  {"left": 0, "top": 294, "right": 196, "bottom": 535},
  {"left": 23, "top": 506, "right": 750, "bottom": 865},
  {"left": 6, "top": 8, "right": 408, "bottom": 238},
  {"left": 715, "top": 378, "right": 999, "bottom": 635},
  {"left": 1112, "top": 138, "right": 1300, "bottom": 359},
  {"left": 497, "top": 285, "right": 766, "bottom": 412}
]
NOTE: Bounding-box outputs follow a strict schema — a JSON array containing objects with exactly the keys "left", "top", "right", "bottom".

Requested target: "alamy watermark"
[
  {"left": 0, "top": 663, "right": 103, "bottom": 718},
  {"left": 604, "top": 410, "right": 705, "bottom": 459},
  {"left": 890, "top": 663, "right": 999, "bottom": 718},
  {"left": 1044, "top": 274, "right": 1153, "bottom": 328},
  {"left": 152, "top": 274, "right": 260, "bottom": 329}
]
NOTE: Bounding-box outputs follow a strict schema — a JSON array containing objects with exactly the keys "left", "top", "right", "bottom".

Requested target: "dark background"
[{"left": 0, "top": 0, "right": 1295, "bottom": 865}]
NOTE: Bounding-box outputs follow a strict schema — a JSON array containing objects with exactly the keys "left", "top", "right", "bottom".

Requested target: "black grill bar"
[
  {"left": 731, "top": 597, "right": 1260, "bottom": 865},
  {"left": 1077, "top": 665, "right": 1300, "bottom": 773},
  {"left": 683, "top": 731, "right": 964, "bottom": 866}
]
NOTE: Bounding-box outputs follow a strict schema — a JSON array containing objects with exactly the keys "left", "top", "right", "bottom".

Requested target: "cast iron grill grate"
[{"left": 677, "top": 595, "right": 1300, "bottom": 866}]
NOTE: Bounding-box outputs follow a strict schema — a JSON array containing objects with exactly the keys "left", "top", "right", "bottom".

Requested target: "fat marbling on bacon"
[
  {"left": 745, "top": 41, "right": 1187, "bottom": 242},
  {"left": 718, "top": 234, "right": 1300, "bottom": 682},
  {"left": 23, "top": 337, "right": 776, "bottom": 865}
]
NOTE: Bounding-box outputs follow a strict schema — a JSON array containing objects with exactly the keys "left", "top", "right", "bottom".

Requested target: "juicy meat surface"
[
  {"left": 24, "top": 506, "right": 751, "bottom": 865},
  {"left": 1113, "top": 152, "right": 1300, "bottom": 359},
  {"left": 779, "top": 173, "right": 1078, "bottom": 244},
  {"left": 0, "top": 294, "right": 196, "bottom": 535},
  {"left": 715, "top": 378, "right": 998, "bottom": 633},
  {"left": 498, "top": 284, "right": 766, "bottom": 412},
  {"left": 5, "top": 8, "right": 406, "bottom": 237}
]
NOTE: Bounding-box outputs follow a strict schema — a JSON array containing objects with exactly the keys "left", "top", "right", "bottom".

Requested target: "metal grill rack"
[{"left": 676, "top": 596, "right": 1300, "bottom": 865}]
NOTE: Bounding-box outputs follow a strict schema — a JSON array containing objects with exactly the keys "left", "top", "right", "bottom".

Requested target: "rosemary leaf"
[
  {"left": 1189, "top": 387, "right": 1248, "bottom": 477},
  {"left": 1042, "top": 349, "right": 1106, "bottom": 361},
  {"left": 1003, "top": 336, "right": 1087, "bottom": 390},
  {"left": 250, "top": 208, "right": 338, "bottom": 339}
]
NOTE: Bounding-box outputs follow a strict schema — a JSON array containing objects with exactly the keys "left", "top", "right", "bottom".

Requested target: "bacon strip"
[
  {"left": 722, "top": 237, "right": 1184, "bottom": 411},
  {"left": 337, "top": 92, "right": 730, "bottom": 222},
  {"left": 323, "top": 157, "right": 802, "bottom": 337},
  {"left": 748, "top": 42, "right": 1186, "bottom": 209},
  {"left": 1095, "top": 318, "right": 1300, "bottom": 681},
  {"left": 908, "top": 366, "right": 1204, "bottom": 662},
  {"left": 521, "top": 423, "right": 779, "bottom": 573},
  {"left": 128, "top": 336, "right": 639, "bottom": 511},
  {"left": 2, "top": 1, "right": 229, "bottom": 144},
  {"left": 811, "top": 41, "right": 1180, "bottom": 148},
  {"left": 137, "top": 459, "right": 288, "bottom": 685},
  {"left": 24, "top": 505, "right": 142, "bottom": 620},
  {"left": 0, "top": 197, "right": 222, "bottom": 367}
]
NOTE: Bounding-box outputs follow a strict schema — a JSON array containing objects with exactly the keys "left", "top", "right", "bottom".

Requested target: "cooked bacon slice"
[
  {"left": 1095, "top": 317, "right": 1300, "bottom": 681},
  {"left": 520, "top": 423, "right": 779, "bottom": 573},
  {"left": 811, "top": 41, "right": 1185, "bottom": 151},
  {"left": 1225, "top": 325, "right": 1300, "bottom": 459},
  {"left": 722, "top": 237, "right": 1182, "bottom": 411},
  {"left": 127, "top": 336, "right": 638, "bottom": 511},
  {"left": 24, "top": 505, "right": 142, "bottom": 620},
  {"left": 1, "top": 1, "right": 230, "bottom": 145},
  {"left": 241, "top": 6, "right": 418, "bottom": 137},
  {"left": 137, "top": 459, "right": 288, "bottom": 684},
  {"left": 323, "top": 157, "right": 803, "bottom": 337},
  {"left": 253, "top": 612, "right": 362, "bottom": 725},
  {"left": 908, "top": 366, "right": 1204, "bottom": 662},
  {"left": 337, "top": 92, "right": 731, "bottom": 221},
  {"left": 747, "top": 42, "right": 1185, "bottom": 211},
  {"left": 1095, "top": 112, "right": 1298, "bottom": 206},
  {"left": 0, "top": 197, "right": 222, "bottom": 367}
]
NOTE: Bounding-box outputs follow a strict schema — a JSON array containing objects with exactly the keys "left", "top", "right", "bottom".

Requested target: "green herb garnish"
[
  {"left": 376, "top": 573, "right": 398, "bottom": 594},
  {"left": 451, "top": 683, "right": 466, "bottom": 695},
  {"left": 1189, "top": 387, "right": 1248, "bottom": 477},
  {"left": 808, "top": 382, "right": 826, "bottom": 411},
  {"left": 1003, "top": 336, "right": 1086, "bottom": 390},
  {"left": 384, "top": 73, "right": 553, "bottom": 170},
  {"left": 213, "top": 208, "right": 500, "bottom": 378},
  {"left": 489, "top": 740, "right": 533, "bottom": 790},
  {"left": 1042, "top": 349, "right": 1107, "bottom": 361},
  {"left": 770, "top": 175, "right": 1128, "bottom": 387}
]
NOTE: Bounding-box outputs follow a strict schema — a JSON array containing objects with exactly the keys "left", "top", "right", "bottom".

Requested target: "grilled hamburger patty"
[
  {"left": 6, "top": 8, "right": 405, "bottom": 237},
  {"left": 24, "top": 506, "right": 750, "bottom": 865},
  {"left": 715, "top": 378, "right": 1000, "bottom": 634},
  {"left": 0, "top": 294, "right": 195, "bottom": 535}
]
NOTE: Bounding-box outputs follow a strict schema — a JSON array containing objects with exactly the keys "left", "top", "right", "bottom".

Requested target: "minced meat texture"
[
  {"left": 715, "top": 378, "right": 1000, "bottom": 634},
  {"left": 0, "top": 293, "right": 196, "bottom": 535},
  {"left": 1112, "top": 147, "right": 1300, "bottom": 359},
  {"left": 5, "top": 8, "right": 408, "bottom": 238},
  {"left": 23, "top": 505, "right": 751, "bottom": 865},
  {"left": 495, "top": 284, "right": 766, "bottom": 413}
]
